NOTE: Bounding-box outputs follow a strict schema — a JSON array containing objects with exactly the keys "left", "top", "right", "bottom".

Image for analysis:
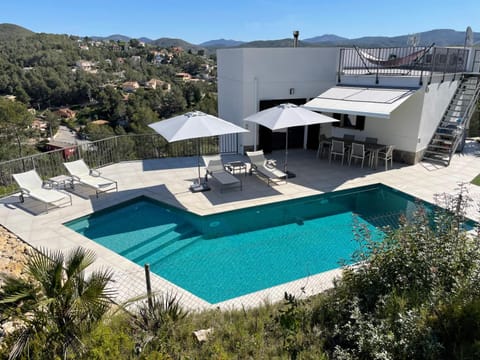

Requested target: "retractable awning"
[{"left": 303, "top": 86, "right": 418, "bottom": 119}]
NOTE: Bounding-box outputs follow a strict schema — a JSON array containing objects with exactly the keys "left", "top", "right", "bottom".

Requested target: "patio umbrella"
[
  {"left": 149, "top": 111, "right": 248, "bottom": 192},
  {"left": 244, "top": 103, "right": 338, "bottom": 176}
]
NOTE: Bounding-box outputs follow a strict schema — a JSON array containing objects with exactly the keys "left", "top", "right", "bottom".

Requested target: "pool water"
[{"left": 65, "top": 184, "right": 427, "bottom": 303}]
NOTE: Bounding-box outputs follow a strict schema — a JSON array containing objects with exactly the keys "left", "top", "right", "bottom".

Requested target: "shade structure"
[
  {"left": 303, "top": 86, "right": 417, "bottom": 119},
  {"left": 149, "top": 111, "right": 248, "bottom": 192},
  {"left": 244, "top": 103, "right": 338, "bottom": 176}
]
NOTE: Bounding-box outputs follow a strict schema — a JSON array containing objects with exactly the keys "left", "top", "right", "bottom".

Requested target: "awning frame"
[{"left": 303, "top": 86, "right": 418, "bottom": 119}]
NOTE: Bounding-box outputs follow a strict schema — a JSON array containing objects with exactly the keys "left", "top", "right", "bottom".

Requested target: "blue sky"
[{"left": 1, "top": 0, "right": 478, "bottom": 44}]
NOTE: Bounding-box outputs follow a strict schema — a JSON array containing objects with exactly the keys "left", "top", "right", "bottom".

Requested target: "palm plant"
[{"left": 0, "top": 247, "right": 115, "bottom": 360}]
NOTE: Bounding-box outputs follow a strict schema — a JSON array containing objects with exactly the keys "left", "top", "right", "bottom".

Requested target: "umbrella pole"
[
  {"left": 190, "top": 138, "right": 210, "bottom": 192},
  {"left": 285, "top": 130, "right": 295, "bottom": 180},
  {"left": 197, "top": 138, "right": 201, "bottom": 184},
  {"left": 285, "top": 130, "right": 288, "bottom": 174}
]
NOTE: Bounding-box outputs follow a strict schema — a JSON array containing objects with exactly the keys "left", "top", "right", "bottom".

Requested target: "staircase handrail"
[{"left": 448, "top": 76, "right": 480, "bottom": 163}]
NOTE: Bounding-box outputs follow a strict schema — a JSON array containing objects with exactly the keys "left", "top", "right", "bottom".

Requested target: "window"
[{"left": 332, "top": 113, "right": 365, "bottom": 130}]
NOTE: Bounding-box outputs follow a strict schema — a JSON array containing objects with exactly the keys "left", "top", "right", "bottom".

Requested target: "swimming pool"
[{"left": 65, "top": 184, "right": 425, "bottom": 303}]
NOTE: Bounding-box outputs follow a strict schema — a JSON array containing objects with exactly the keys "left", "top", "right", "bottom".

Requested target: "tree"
[
  {"left": 43, "top": 109, "right": 60, "bottom": 138},
  {"left": 0, "top": 98, "right": 34, "bottom": 160},
  {"left": 157, "top": 88, "right": 187, "bottom": 119},
  {"left": 0, "top": 247, "right": 115, "bottom": 359}
]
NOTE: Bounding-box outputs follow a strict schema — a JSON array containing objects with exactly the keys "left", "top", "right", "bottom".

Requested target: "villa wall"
[
  {"left": 218, "top": 48, "right": 338, "bottom": 151},
  {"left": 417, "top": 74, "right": 462, "bottom": 152},
  {"left": 218, "top": 47, "right": 465, "bottom": 163}
]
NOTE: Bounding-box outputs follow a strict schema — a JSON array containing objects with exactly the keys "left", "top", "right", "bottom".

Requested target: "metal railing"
[
  {"left": 0, "top": 133, "right": 239, "bottom": 197},
  {"left": 338, "top": 46, "right": 469, "bottom": 85},
  {"left": 448, "top": 76, "right": 480, "bottom": 161}
]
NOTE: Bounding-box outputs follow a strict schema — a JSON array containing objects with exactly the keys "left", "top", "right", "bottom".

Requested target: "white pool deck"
[{"left": 2, "top": 140, "right": 480, "bottom": 311}]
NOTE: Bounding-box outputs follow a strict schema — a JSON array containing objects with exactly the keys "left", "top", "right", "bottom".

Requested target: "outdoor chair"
[
  {"left": 203, "top": 155, "right": 242, "bottom": 192},
  {"left": 316, "top": 134, "right": 332, "bottom": 158},
  {"left": 329, "top": 140, "right": 346, "bottom": 165},
  {"left": 343, "top": 134, "right": 355, "bottom": 142},
  {"left": 12, "top": 169, "right": 72, "bottom": 213},
  {"left": 377, "top": 145, "right": 394, "bottom": 170},
  {"left": 348, "top": 143, "right": 370, "bottom": 168},
  {"left": 63, "top": 159, "right": 118, "bottom": 197},
  {"left": 246, "top": 150, "right": 287, "bottom": 186},
  {"left": 365, "top": 137, "right": 378, "bottom": 144}
]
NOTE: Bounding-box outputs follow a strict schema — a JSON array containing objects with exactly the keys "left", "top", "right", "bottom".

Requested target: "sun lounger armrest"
[
  {"left": 71, "top": 174, "right": 81, "bottom": 182},
  {"left": 18, "top": 187, "right": 31, "bottom": 195}
]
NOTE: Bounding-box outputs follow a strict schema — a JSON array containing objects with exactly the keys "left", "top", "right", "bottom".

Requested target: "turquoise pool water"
[{"left": 65, "top": 184, "right": 426, "bottom": 303}]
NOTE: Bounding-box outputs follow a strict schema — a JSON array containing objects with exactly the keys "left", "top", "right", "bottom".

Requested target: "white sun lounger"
[
  {"left": 12, "top": 169, "right": 72, "bottom": 213},
  {"left": 63, "top": 159, "right": 118, "bottom": 197},
  {"left": 246, "top": 150, "right": 287, "bottom": 186},
  {"left": 203, "top": 155, "right": 242, "bottom": 192}
]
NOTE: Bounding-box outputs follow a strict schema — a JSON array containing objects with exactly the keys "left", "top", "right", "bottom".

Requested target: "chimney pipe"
[{"left": 293, "top": 30, "right": 299, "bottom": 48}]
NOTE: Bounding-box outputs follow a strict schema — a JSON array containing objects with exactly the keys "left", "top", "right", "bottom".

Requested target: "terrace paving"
[{"left": 1, "top": 140, "right": 480, "bottom": 310}]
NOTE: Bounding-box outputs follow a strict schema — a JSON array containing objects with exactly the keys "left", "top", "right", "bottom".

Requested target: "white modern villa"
[{"left": 217, "top": 42, "right": 480, "bottom": 165}]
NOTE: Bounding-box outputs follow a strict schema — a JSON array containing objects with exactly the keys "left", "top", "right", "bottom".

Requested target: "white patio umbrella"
[
  {"left": 244, "top": 103, "right": 339, "bottom": 176},
  {"left": 148, "top": 111, "right": 248, "bottom": 192}
]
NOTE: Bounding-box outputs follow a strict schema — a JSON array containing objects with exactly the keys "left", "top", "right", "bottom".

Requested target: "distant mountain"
[
  {"left": 240, "top": 38, "right": 301, "bottom": 48},
  {"left": 91, "top": 34, "right": 130, "bottom": 42},
  {"left": 303, "top": 34, "right": 348, "bottom": 44},
  {"left": 138, "top": 37, "right": 153, "bottom": 43},
  {"left": 150, "top": 37, "right": 203, "bottom": 51},
  {"left": 303, "top": 29, "right": 480, "bottom": 47},
  {"left": 0, "top": 23, "right": 34, "bottom": 40},
  {"left": 88, "top": 34, "right": 200, "bottom": 50},
  {"left": 211, "top": 29, "right": 479, "bottom": 49},
  {"left": 200, "top": 39, "right": 245, "bottom": 47}
]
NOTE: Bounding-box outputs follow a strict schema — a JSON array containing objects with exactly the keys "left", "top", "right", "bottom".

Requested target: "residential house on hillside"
[
  {"left": 75, "top": 60, "right": 95, "bottom": 72},
  {"left": 145, "top": 79, "right": 171, "bottom": 91},
  {"left": 56, "top": 108, "right": 76, "bottom": 119},
  {"left": 2, "top": 95, "right": 16, "bottom": 101},
  {"left": 31, "top": 118, "right": 48, "bottom": 134},
  {"left": 122, "top": 81, "right": 140, "bottom": 92},
  {"left": 90, "top": 120, "right": 110, "bottom": 125},
  {"left": 175, "top": 72, "right": 192, "bottom": 81},
  {"left": 151, "top": 50, "right": 172, "bottom": 65},
  {"left": 218, "top": 43, "right": 480, "bottom": 166}
]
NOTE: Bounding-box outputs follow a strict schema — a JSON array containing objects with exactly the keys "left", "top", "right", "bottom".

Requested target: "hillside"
[
  {"left": 150, "top": 37, "right": 204, "bottom": 51},
  {"left": 0, "top": 23, "right": 34, "bottom": 41},
  {"left": 200, "top": 39, "right": 245, "bottom": 47}
]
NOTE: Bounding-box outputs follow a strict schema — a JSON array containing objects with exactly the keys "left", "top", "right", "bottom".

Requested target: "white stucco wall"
[
  {"left": 417, "top": 75, "right": 461, "bottom": 151},
  {"left": 218, "top": 48, "right": 339, "bottom": 150}
]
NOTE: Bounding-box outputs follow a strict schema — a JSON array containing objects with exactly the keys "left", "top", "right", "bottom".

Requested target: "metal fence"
[
  {"left": 0, "top": 133, "right": 238, "bottom": 197},
  {"left": 338, "top": 46, "right": 469, "bottom": 84}
]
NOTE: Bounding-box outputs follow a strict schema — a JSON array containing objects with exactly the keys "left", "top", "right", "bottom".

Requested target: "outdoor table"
[
  {"left": 225, "top": 161, "right": 247, "bottom": 176},
  {"left": 47, "top": 175, "right": 73, "bottom": 190}
]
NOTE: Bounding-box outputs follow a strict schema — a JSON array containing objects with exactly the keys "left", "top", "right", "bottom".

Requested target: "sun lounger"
[
  {"left": 12, "top": 169, "right": 72, "bottom": 213},
  {"left": 63, "top": 159, "right": 118, "bottom": 197},
  {"left": 203, "top": 155, "right": 242, "bottom": 192},
  {"left": 246, "top": 150, "right": 287, "bottom": 186}
]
